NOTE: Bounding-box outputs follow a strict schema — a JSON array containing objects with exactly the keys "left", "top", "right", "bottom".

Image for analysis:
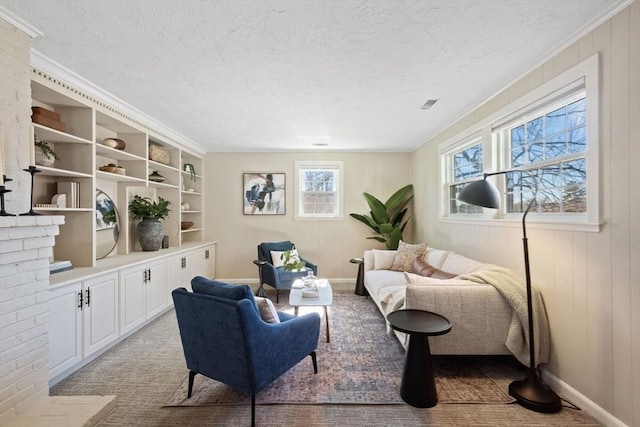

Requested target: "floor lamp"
[{"left": 457, "top": 171, "right": 562, "bottom": 413}]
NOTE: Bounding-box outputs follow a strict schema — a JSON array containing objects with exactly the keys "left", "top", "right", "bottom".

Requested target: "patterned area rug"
[{"left": 164, "top": 291, "right": 516, "bottom": 406}]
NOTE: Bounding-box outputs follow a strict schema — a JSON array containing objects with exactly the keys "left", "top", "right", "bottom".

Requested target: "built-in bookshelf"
[{"left": 30, "top": 70, "right": 206, "bottom": 271}]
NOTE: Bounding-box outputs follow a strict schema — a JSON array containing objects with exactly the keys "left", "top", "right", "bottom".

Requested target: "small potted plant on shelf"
[
  {"left": 34, "top": 137, "right": 60, "bottom": 166},
  {"left": 128, "top": 195, "right": 171, "bottom": 251},
  {"left": 183, "top": 163, "right": 197, "bottom": 182}
]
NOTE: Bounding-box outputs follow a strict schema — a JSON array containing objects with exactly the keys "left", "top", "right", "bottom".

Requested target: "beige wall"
[
  {"left": 411, "top": 3, "right": 639, "bottom": 425},
  {"left": 203, "top": 151, "right": 412, "bottom": 282}
]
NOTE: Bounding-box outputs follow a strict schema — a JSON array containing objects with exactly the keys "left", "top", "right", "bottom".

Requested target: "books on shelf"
[
  {"left": 50, "top": 260, "right": 73, "bottom": 274},
  {"left": 56, "top": 181, "right": 80, "bottom": 208}
]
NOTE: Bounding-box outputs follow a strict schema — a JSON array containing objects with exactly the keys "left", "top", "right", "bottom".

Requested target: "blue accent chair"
[
  {"left": 254, "top": 241, "right": 318, "bottom": 302},
  {"left": 172, "top": 277, "right": 320, "bottom": 427}
]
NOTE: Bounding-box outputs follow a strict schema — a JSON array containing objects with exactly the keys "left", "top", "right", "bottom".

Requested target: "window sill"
[
  {"left": 437, "top": 216, "right": 602, "bottom": 233},
  {"left": 294, "top": 215, "right": 343, "bottom": 221}
]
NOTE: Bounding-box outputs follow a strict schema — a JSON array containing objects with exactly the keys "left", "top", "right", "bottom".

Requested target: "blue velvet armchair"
[
  {"left": 254, "top": 241, "right": 318, "bottom": 302},
  {"left": 172, "top": 277, "right": 320, "bottom": 427}
]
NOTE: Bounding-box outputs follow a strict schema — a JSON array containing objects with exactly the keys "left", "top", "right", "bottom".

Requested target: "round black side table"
[{"left": 387, "top": 309, "right": 452, "bottom": 408}]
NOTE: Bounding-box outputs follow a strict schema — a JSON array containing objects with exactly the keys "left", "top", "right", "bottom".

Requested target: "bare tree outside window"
[
  {"left": 449, "top": 143, "right": 483, "bottom": 214},
  {"left": 506, "top": 97, "right": 587, "bottom": 214}
]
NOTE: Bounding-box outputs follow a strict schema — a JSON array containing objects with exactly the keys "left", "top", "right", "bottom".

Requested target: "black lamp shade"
[{"left": 457, "top": 178, "right": 501, "bottom": 209}]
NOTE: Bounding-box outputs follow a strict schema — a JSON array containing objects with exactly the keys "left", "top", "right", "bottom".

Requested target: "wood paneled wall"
[{"left": 411, "top": 3, "right": 639, "bottom": 425}]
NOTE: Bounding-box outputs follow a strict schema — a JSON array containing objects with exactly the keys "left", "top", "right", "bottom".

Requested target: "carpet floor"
[
  {"left": 50, "top": 289, "right": 603, "bottom": 426},
  {"left": 165, "top": 291, "right": 513, "bottom": 407}
]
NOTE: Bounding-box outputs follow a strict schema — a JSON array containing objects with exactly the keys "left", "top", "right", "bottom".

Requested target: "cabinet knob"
[{"left": 205, "top": 249, "right": 209, "bottom": 259}]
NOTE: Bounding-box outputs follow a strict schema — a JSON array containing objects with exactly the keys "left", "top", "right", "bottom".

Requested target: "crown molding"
[
  {"left": 0, "top": 6, "right": 43, "bottom": 38},
  {"left": 30, "top": 49, "right": 207, "bottom": 155}
]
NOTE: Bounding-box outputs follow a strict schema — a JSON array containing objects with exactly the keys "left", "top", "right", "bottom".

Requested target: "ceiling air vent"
[{"left": 420, "top": 99, "right": 439, "bottom": 110}]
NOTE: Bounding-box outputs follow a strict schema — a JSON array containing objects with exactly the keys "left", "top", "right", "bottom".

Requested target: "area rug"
[{"left": 164, "top": 291, "right": 516, "bottom": 407}]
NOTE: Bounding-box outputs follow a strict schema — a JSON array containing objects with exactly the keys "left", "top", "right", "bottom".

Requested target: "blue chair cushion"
[{"left": 191, "top": 276, "right": 259, "bottom": 313}]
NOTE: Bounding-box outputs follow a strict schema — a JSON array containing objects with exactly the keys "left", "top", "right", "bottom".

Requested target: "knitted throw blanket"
[{"left": 458, "top": 265, "right": 551, "bottom": 366}]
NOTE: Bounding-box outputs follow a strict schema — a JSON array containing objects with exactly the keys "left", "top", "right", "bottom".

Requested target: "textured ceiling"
[{"left": 0, "top": 0, "right": 627, "bottom": 152}]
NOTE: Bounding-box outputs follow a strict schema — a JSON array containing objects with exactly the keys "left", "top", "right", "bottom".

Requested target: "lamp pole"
[{"left": 458, "top": 170, "right": 562, "bottom": 413}]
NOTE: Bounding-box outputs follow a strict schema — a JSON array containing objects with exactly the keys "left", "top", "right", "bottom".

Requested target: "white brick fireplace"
[{"left": 0, "top": 215, "right": 63, "bottom": 421}]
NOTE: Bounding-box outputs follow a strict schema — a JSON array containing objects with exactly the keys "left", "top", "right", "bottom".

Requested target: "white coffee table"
[{"left": 289, "top": 278, "right": 333, "bottom": 343}]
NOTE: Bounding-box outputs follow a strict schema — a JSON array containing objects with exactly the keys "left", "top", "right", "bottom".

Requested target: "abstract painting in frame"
[{"left": 243, "top": 172, "right": 286, "bottom": 215}]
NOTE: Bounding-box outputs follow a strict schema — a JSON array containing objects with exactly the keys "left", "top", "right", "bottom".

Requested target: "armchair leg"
[
  {"left": 187, "top": 371, "right": 197, "bottom": 398},
  {"left": 276, "top": 289, "right": 279, "bottom": 303},
  {"left": 310, "top": 351, "right": 318, "bottom": 373},
  {"left": 251, "top": 394, "right": 256, "bottom": 427}
]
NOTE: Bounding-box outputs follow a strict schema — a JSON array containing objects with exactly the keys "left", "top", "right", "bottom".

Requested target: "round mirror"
[{"left": 95, "top": 189, "right": 120, "bottom": 260}]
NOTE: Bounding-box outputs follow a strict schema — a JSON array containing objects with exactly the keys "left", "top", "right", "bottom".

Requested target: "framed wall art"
[{"left": 243, "top": 172, "right": 286, "bottom": 215}]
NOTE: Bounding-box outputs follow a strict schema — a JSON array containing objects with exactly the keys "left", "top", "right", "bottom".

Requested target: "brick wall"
[
  {"left": 0, "top": 216, "right": 63, "bottom": 422},
  {"left": 0, "top": 16, "right": 60, "bottom": 423},
  {"left": 1, "top": 16, "right": 32, "bottom": 213}
]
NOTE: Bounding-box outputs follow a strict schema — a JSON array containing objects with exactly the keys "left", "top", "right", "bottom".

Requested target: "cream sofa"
[{"left": 364, "top": 247, "right": 516, "bottom": 358}]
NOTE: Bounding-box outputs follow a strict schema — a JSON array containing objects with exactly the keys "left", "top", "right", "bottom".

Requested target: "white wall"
[
  {"left": 203, "top": 151, "right": 412, "bottom": 282},
  {"left": 411, "top": 3, "right": 639, "bottom": 425}
]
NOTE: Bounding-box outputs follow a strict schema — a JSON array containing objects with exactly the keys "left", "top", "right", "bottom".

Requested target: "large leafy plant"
[
  {"left": 349, "top": 184, "right": 413, "bottom": 250},
  {"left": 128, "top": 195, "right": 171, "bottom": 220}
]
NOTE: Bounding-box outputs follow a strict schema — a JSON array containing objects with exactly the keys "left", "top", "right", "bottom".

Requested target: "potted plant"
[
  {"left": 281, "top": 248, "right": 306, "bottom": 271},
  {"left": 34, "top": 137, "right": 59, "bottom": 166},
  {"left": 183, "top": 163, "right": 197, "bottom": 182},
  {"left": 128, "top": 195, "right": 171, "bottom": 251},
  {"left": 349, "top": 184, "right": 414, "bottom": 250}
]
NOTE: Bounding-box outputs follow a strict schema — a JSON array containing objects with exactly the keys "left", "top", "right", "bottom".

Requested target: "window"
[
  {"left": 439, "top": 54, "right": 599, "bottom": 230},
  {"left": 446, "top": 140, "right": 484, "bottom": 214},
  {"left": 497, "top": 91, "right": 588, "bottom": 217},
  {"left": 295, "top": 161, "right": 343, "bottom": 219}
]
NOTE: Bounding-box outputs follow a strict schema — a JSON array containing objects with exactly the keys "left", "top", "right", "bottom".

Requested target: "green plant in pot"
[
  {"left": 128, "top": 195, "right": 171, "bottom": 251},
  {"left": 34, "top": 138, "right": 59, "bottom": 166},
  {"left": 349, "top": 184, "right": 413, "bottom": 250}
]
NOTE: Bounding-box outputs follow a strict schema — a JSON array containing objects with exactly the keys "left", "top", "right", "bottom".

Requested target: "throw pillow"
[
  {"left": 372, "top": 249, "right": 396, "bottom": 270},
  {"left": 270, "top": 250, "right": 286, "bottom": 267},
  {"left": 190, "top": 276, "right": 258, "bottom": 312},
  {"left": 254, "top": 297, "right": 281, "bottom": 323},
  {"left": 411, "top": 257, "right": 457, "bottom": 279},
  {"left": 390, "top": 241, "right": 427, "bottom": 272}
]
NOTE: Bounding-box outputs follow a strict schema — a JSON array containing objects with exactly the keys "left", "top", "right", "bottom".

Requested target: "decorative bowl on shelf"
[
  {"left": 99, "top": 164, "right": 126, "bottom": 175},
  {"left": 181, "top": 221, "right": 194, "bottom": 230},
  {"left": 102, "top": 138, "right": 126, "bottom": 150}
]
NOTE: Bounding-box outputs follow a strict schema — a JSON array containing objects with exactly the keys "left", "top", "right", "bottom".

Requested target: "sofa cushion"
[
  {"left": 191, "top": 276, "right": 259, "bottom": 312},
  {"left": 390, "top": 241, "right": 427, "bottom": 271},
  {"left": 254, "top": 296, "right": 280, "bottom": 323},
  {"left": 440, "top": 252, "right": 484, "bottom": 275},
  {"left": 412, "top": 258, "right": 457, "bottom": 279},
  {"left": 403, "top": 272, "right": 478, "bottom": 286},
  {"left": 372, "top": 249, "right": 396, "bottom": 270}
]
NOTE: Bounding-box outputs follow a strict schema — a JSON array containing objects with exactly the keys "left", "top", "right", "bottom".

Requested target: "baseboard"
[{"left": 541, "top": 369, "right": 628, "bottom": 427}]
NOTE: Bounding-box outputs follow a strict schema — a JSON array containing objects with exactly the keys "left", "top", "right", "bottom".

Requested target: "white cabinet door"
[
  {"left": 203, "top": 244, "right": 216, "bottom": 278},
  {"left": 146, "top": 258, "right": 167, "bottom": 319},
  {"left": 83, "top": 272, "right": 119, "bottom": 357},
  {"left": 49, "top": 282, "right": 82, "bottom": 381},
  {"left": 119, "top": 264, "right": 146, "bottom": 335},
  {"left": 166, "top": 255, "right": 185, "bottom": 307}
]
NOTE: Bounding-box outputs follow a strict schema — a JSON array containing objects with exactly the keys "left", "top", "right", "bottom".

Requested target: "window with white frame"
[
  {"left": 496, "top": 89, "right": 588, "bottom": 217},
  {"left": 439, "top": 54, "right": 599, "bottom": 229},
  {"left": 445, "top": 139, "right": 484, "bottom": 214},
  {"left": 295, "top": 161, "right": 343, "bottom": 218}
]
